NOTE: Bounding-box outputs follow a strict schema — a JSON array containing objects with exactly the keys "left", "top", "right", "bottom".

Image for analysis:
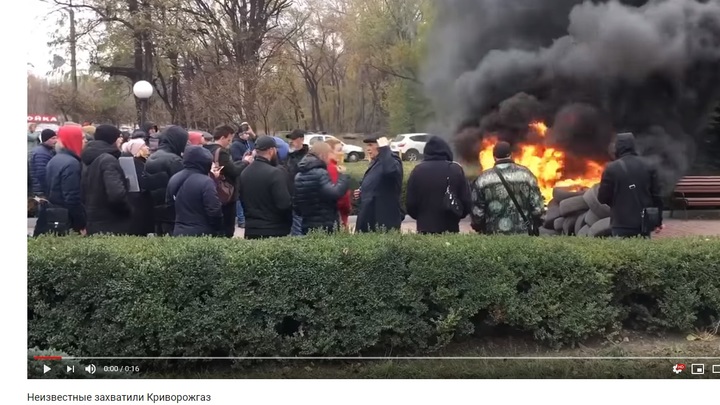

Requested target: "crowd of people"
[{"left": 27, "top": 120, "right": 664, "bottom": 239}]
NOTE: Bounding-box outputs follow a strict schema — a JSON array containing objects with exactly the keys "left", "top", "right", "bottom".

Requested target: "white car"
[
  {"left": 304, "top": 134, "right": 365, "bottom": 162},
  {"left": 390, "top": 133, "right": 429, "bottom": 161}
]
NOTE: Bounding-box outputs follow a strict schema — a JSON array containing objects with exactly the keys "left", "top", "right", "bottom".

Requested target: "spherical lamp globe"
[{"left": 133, "top": 80, "right": 153, "bottom": 99}]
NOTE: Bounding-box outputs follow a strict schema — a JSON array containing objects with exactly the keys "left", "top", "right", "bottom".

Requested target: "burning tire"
[
  {"left": 588, "top": 217, "right": 612, "bottom": 237},
  {"left": 544, "top": 202, "right": 561, "bottom": 229},
  {"left": 559, "top": 195, "right": 589, "bottom": 216},
  {"left": 583, "top": 185, "right": 611, "bottom": 218},
  {"left": 552, "top": 188, "right": 584, "bottom": 203},
  {"left": 553, "top": 217, "right": 564, "bottom": 232}
]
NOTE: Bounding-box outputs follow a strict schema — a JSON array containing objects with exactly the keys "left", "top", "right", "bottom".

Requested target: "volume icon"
[{"left": 85, "top": 364, "right": 96, "bottom": 374}]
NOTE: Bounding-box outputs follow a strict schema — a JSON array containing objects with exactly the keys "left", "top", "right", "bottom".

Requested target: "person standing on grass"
[
  {"left": 285, "top": 129, "right": 309, "bottom": 235},
  {"left": 167, "top": 146, "right": 224, "bottom": 237},
  {"left": 80, "top": 124, "right": 132, "bottom": 235},
  {"left": 204, "top": 125, "right": 250, "bottom": 238},
  {"left": 324, "top": 138, "right": 352, "bottom": 229},
  {"left": 293, "top": 142, "right": 351, "bottom": 234},
  {"left": 354, "top": 135, "right": 404, "bottom": 233},
  {"left": 240, "top": 136, "right": 293, "bottom": 240},
  {"left": 597, "top": 132, "right": 664, "bottom": 238},
  {"left": 36, "top": 126, "right": 87, "bottom": 236},
  {"left": 406, "top": 136, "right": 472, "bottom": 234}
]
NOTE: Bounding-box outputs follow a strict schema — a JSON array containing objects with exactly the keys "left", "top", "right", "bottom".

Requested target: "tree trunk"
[{"left": 68, "top": 7, "right": 77, "bottom": 93}]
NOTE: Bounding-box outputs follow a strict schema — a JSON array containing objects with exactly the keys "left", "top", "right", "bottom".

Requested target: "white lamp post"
[{"left": 133, "top": 80, "right": 153, "bottom": 130}]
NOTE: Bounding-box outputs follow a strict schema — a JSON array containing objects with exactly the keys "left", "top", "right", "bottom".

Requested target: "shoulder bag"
[
  {"left": 493, "top": 167, "right": 539, "bottom": 236},
  {"left": 443, "top": 162, "right": 464, "bottom": 217},
  {"left": 617, "top": 159, "right": 660, "bottom": 235},
  {"left": 213, "top": 147, "right": 235, "bottom": 204}
]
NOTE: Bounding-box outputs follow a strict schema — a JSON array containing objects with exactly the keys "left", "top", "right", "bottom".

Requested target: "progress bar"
[{"left": 34, "top": 356, "right": 720, "bottom": 360}]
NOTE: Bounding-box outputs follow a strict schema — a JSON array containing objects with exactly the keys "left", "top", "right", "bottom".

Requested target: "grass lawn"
[{"left": 143, "top": 332, "right": 719, "bottom": 379}]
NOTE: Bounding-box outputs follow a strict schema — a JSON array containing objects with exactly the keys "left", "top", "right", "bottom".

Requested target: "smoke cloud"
[{"left": 422, "top": 0, "right": 720, "bottom": 191}]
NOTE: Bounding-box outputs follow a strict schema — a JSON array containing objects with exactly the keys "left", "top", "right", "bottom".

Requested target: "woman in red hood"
[
  {"left": 325, "top": 138, "right": 351, "bottom": 228},
  {"left": 37, "top": 125, "right": 87, "bottom": 235}
]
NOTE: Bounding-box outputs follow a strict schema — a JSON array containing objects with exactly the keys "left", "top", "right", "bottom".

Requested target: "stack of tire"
[{"left": 539, "top": 184, "right": 612, "bottom": 237}]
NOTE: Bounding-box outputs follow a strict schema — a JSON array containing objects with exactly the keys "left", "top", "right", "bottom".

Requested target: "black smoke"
[{"left": 422, "top": 0, "right": 720, "bottom": 190}]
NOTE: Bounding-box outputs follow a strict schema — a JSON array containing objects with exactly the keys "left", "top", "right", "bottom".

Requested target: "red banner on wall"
[{"left": 27, "top": 115, "right": 59, "bottom": 123}]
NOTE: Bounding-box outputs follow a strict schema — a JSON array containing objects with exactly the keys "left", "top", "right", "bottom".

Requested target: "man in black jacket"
[
  {"left": 293, "top": 142, "right": 350, "bottom": 234},
  {"left": 406, "top": 136, "right": 472, "bottom": 234},
  {"left": 80, "top": 125, "right": 132, "bottom": 235},
  {"left": 598, "top": 132, "right": 664, "bottom": 238},
  {"left": 144, "top": 126, "right": 189, "bottom": 235},
  {"left": 240, "top": 136, "right": 293, "bottom": 239},
  {"left": 204, "top": 125, "right": 249, "bottom": 238},
  {"left": 167, "top": 146, "right": 223, "bottom": 237},
  {"left": 355, "top": 135, "right": 404, "bottom": 233},
  {"left": 285, "top": 129, "right": 308, "bottom": 235}
]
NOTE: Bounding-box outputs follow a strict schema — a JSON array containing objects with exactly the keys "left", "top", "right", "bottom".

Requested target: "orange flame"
[{"left": 479, "top": 122, "right": 604, "bottom": 203}]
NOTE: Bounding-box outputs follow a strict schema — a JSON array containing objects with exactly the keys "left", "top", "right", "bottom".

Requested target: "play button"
[{"left": 43, "top": 365, "right": 51, "bottom": 374}]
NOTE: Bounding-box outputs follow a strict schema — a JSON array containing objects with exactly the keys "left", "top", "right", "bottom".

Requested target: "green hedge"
[{"left": 28, "top": 235, "right": 720, "bottom": 366}]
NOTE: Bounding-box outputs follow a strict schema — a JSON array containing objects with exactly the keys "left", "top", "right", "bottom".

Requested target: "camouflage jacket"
[{"left": 470, "top": 159, "right": 544, "bottom": 235}]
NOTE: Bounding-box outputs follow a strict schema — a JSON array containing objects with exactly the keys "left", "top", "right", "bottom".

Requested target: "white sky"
[
  {"left": 27, "top": 0, "right": 92, "bottom": 78},
  {"left": 27, "top": 0, "right": 57, "bottom": 77}
]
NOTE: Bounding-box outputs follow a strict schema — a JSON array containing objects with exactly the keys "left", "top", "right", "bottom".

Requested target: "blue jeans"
[
  {"left": 291, "top": 213, "right": 303, "bottom": 236},
  {"left": 236, "top": 200, "right": 245, "bottom": 225}
]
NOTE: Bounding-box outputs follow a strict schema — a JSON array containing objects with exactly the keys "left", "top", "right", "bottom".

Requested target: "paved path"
[{"left": 28, "top": 215, "right": 720, "bottom": 239}]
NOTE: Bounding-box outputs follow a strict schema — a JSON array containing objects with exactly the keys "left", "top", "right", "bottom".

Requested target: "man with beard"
[
  {"left": 284, "top": 129, "right": 309, "bottom": 235},
  {"left": 240, "top": 136, "right": 293, "bottom": 239},
  {"left": 80, "top": 124, "right": 132, "bottom": 235},
  {"left": 144, "top": 126, "right": 189, "bottom": 235}
]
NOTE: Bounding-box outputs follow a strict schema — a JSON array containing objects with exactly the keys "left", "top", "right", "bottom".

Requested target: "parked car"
[
  {"left": 390, "top": 133, "right": 429, "bottom": 161},
  {"left": 304, "top": 134, "right": 365, "bottom": 162}
]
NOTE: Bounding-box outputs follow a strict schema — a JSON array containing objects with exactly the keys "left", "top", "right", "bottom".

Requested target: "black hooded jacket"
[
  {"left": 166, "top": 146, "right": 223, "bottom": 237},
  {"left": 293, "top": 153, "right": 350, "bottom": 232},
  {"left": 406, "top": 136, "right": 472, "bottom": 234},
  {"left": 597, "top": 133, "right": 663, "bottom": 231},
  {"left": 80, "top": 140, "right": 132, "bottom": 235},
  {"left": 144, "top": 126, "right": 189, "bottom": 222}
]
